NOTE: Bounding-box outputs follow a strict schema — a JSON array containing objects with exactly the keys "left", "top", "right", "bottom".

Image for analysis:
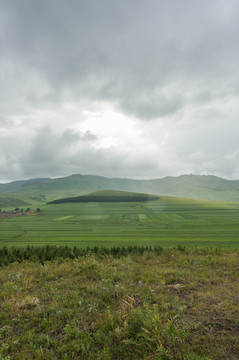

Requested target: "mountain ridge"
[{"left": 1, "top": 173, "right": 239, "bottom": 206}]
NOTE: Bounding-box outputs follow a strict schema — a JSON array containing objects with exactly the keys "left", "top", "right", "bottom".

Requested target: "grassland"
[
  {"left": 1, "top": 196, "right": 239, "bottom": 359},
  {"left": 0, "top": 248, "right": 238, "bottom": 359},
  {"left": 1, "top": 196, "right": 239, "bottom": 248},
  {"left": 48, "top": 190, "right": 160, "bottom": 204}
]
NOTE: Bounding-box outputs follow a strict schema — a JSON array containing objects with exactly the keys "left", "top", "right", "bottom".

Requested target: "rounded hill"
[{"left": 48, "top": 190, "right": 160, "bottom": 204}]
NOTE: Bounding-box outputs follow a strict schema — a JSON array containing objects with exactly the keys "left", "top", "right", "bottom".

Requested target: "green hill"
[
  {"left": 1, "top": 173, "right": 239, "bottom": 207},
  {"left": 0, "top": 178, "right": 49, "bottom": 194},
  {"left": 48, "top": 190, "right": 160, "bottom": 204}
]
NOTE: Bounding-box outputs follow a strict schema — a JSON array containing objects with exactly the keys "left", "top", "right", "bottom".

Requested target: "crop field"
[{"left": 1, "top": 196, "right": 239, "bottom": 248}]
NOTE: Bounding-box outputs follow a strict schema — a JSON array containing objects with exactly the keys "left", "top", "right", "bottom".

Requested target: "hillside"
[
  {"left": 48, "top": 190, "right": 160, "bottom": 204},
  {"left": 0, "top": 178, "right": 49, "bottom": 194},
  {"left": 1, "top": 174, "right": 239, "bottom": 206}
]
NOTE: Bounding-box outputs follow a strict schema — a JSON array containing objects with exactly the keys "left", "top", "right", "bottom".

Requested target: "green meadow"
[
  {"left": 1, "top": 249, "right": 239, "bottom": 359},
  {"left": 1, "top": 196, "right": 239, "bottom": 248}
]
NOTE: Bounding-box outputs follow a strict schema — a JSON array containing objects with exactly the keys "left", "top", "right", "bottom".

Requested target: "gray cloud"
[
  {"left": 8, "top": 125, "right": 158, "bottom": 181},
  {"left": 0, "top": 116, "right": 12, "bottom": 127},
  {"left": 0, "top": 126, "right": 98, "bottom": 181},
  {"left": 20, "top": 127, "right": 98, "bottom": 176},
  {"left": 1, "top": 0, "right": 239, "bottom": 119},
  {"left": 0, "top": 0, "right": 239, "bottom": 181}
]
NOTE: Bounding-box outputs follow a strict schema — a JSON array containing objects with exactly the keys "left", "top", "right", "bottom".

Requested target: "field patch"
[
  {"left": 55, "top": 215, "right": 73, "bottom": 221},
  {"left": 138, "top": 214, "right": 147, "bottom": 220},
  {"left": 77, "top": 215, "right": 109, "bottom": 220}
]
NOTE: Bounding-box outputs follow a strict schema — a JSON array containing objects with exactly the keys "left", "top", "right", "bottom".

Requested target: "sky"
[{"left": 1, "top": 0, "right": 239, "bottom": 183}]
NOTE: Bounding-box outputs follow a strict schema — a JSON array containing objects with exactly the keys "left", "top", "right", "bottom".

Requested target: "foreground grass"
[{"left": 0, "top": 248, "right": 238, "bottom": 359}]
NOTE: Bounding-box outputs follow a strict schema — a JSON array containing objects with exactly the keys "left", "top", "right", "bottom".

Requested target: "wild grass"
[{"left": 0, "top": 248, "right": 238, "bottom": 359}]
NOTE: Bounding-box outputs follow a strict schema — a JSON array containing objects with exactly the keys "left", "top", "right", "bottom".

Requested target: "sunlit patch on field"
[
  {"left": 138, "top": 214, "right": 147, "bottom": 220},
  {"left": 55, "top": 216, "right": 73, "bottom": 221},
  {"left": 77, "top": 215, "right": 109, "bottom": 220}
]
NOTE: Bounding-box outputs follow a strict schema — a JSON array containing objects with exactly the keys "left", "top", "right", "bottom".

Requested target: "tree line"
[{"left": 0, "top": 245, "right": 163, "bottom": 266}]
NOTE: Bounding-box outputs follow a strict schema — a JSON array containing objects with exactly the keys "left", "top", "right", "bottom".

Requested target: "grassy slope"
[
  {"left": 0, "top": 178, "right": 49, "bottom": 195},
  {"left": 2, "top": 174, "right": 239, "bottom": 206},
  {"left": 1, "top": 196, "right": 239, "bottom": 248},
  {"left": 48, "top": 189, "right": 159, "bottom": 204},
  {"left": 0, "top": 249, "right": 238, "bottom": 359}
]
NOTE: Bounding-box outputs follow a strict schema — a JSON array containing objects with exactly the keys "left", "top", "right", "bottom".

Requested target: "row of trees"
[
  {"left": 0, "top": 245, "right": 164, "bottom": 267},
  {"left": 0, "top": 208, "right": 40, "bottom": 214}
]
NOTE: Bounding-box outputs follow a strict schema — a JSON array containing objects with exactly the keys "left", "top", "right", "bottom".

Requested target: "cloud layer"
[{"left": 1, "top": 0, "right": 239, "bottom": 182}]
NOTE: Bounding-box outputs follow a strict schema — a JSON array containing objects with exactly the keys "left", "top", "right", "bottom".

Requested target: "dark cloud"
[{"left": 1, "top": 0, "right": 239, "bottom": 119}]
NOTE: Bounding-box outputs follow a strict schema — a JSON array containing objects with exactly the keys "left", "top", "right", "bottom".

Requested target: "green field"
[{"left": 1, "top": 196, "right": 239, "bottom": 248}]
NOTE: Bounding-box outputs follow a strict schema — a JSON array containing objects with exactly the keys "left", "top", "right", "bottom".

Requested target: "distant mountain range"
[{"left": 1, "top": 174, "right": 239, "bottom": 207}]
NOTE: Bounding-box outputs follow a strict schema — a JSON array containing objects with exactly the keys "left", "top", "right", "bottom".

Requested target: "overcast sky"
[{"left": 1, "top": 0, "right": 239, "bottom": 183}]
